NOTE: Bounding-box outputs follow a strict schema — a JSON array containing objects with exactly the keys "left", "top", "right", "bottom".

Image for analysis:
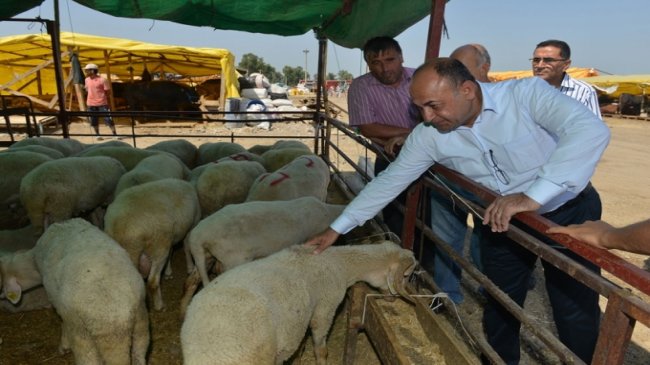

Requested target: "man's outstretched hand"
[{"left": 304, "top": 228, "right": 340, "bottom": 254}]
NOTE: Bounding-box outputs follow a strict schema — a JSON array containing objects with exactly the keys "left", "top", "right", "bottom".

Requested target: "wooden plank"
[
  {"left": 343, "top": 283, "right": 365, "bottom": 364},
  {"left": 364, "top": 295, "right": 412, "bottom": 364}
]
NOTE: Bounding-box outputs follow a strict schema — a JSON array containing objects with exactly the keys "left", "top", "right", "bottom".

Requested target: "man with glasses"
[
  {"left": 307, "top": 58, "right": 610, "bottom": 364},
  {"left": 532, "top": 39, "right": 601, "bottom": 117}
]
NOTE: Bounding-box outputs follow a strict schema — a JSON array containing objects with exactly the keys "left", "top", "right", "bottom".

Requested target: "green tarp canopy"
[{"left": 2, "top": 0, "right": 436, "bottom": 49}]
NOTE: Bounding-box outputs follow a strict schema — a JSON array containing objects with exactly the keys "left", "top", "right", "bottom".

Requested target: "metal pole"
[{"left": 303, "top": 49, "right": 309, "bottom": 83}]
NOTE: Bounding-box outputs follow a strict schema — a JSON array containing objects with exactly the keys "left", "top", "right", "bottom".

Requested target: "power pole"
[{"left": 302, "top": 49, "right": 309, "bottom": 83}]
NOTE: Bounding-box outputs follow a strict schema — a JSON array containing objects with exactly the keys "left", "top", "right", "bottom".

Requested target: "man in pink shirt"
[{"left": 84, "top": 63, "right": 117, "bottom": 138}]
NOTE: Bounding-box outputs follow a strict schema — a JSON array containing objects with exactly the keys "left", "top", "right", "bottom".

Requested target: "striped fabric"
[
  {"left": 559, "top": 73, "right": 602, "bottom": 118},
  {"left": 347, "top": 67, "right": 420, "bottom": 129}
]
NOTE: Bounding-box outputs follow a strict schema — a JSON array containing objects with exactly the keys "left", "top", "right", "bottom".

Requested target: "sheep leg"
[
  {"left": 179, "top": 256, "right": 216, "bottom": 320},
  {"left": 189, "top": 242, "right": 211, "bottom": 287},
  {"left": 69, "top": 331, "right": 102, "bottom": 364},
  {"left": 131, "top": 300, "right": 150, "bottom": 365},
  {"left": 164, "top": 246, "right": 173, "bottom": 278},
  {"left": 95, "top": 332, "right": 131, "bottom": 365},
  {"left": 309, "top": 304, "right": 339, "bottom": 365},
  {"left": 58, "top": 321, "right": 72, "bottom": 355},
  {"left": 183, "top": 237, "right": 194, "bottom": 274},
  {"left": 149, "top": 253, "right": 169, "bottom": 311}
]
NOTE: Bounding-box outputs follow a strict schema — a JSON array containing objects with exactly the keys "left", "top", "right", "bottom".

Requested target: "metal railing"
[{"left": 318, "top": 112, "right": 650, "bottom": 365}]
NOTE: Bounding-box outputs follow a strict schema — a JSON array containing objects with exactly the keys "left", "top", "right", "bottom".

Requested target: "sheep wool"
[
  {"left": 19, "top": 156, "right": 126, "bottom": 233},
  {"left": 104, "top": 178, "right": 201, "bottom": 310},
  {"left": 114, "top": 153, "right": 189, "bottom": 196},
  {"left": 194, "top": 160, "right": 266, "bottom": 217},
  {"left": 181, "top": 241, "right": 415, "bottom": 365},
  {"left": 246, "top": 154, "right": 330, "bottom": 202},
  {"left": 2, "top": 218, "right": 149, "bottom": 364},
  {"left": 145, "top": 138, "right": 198, "bottom": 168}
]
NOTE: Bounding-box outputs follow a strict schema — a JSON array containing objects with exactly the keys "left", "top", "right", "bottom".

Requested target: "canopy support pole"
[{"left": 425, "top": 0, "right": 447, "bottom": 61}]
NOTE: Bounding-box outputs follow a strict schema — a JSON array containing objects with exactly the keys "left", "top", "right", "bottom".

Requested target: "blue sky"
[{"left": 2, "top": 0, "right": 648, "bottom": 78}]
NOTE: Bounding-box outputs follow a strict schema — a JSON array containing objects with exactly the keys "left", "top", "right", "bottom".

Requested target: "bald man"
[
  {"left": 307, "top": 58, "right": 610, "bottom": 364},
  {"left": 450, "top": 44, "right": 491, "bottom": 82}
]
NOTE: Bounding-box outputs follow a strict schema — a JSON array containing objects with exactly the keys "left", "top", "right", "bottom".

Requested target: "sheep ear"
[{"left": 4, "top": 276, "right": 23, "bottom": 304}]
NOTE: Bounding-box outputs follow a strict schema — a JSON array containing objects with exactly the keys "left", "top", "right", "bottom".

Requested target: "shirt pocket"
[{"left": 497, "top": 132, "right": 555, "bottom": 174}]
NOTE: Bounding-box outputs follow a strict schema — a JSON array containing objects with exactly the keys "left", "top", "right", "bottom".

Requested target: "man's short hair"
[
  {"left": 535, "top": 39, "right": 571, "bottom": 59},
  {"left": 363, "top": 36, "right": 402, "bottom": 62},
  {"left": 414, "top": 58, "right": 476, "bottom": 87}
]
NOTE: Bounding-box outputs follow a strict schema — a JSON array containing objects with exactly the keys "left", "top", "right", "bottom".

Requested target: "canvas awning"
[
  {"left": 0, "top": 31, "right": 239, "bottom": 110},
  {"left": 576, "top": 75, "right": 650, "bottom": 98},
  {"left": 1, "top": 0, "right": 435, "bottom": 50},
  {"left": 488, "top": 67, "right": 599, "bottom": 82}
]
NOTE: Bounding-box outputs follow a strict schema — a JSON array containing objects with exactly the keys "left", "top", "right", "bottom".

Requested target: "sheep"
[
  {"left": 260, "top": 146, "right": 313, "bottom": 172},
  {"left": 196, "top": 141, "right": 247, "bottom": 166},
  {"left": 0, "top": 218, "right": 149, "bottom": 364},
  {"left": 78, "top": 145, "right": 159, "bottom": 170},
  {"left": 78, "top": 139, "right": 133, "bottom": 155},
  {"left": 20, "top": 156, "right": 126, "bottom": 234},
  {"left": 271, "top": 139, "right": 311, "bottom": 151},
  {"left": 104, "top": 178, "right": 201, "bottom": 310},
  {"left": 145, "top": 138, "right": 198, "bottom": 168},
  {"left": 114, "top": 153, "right": 189, "bottom": 196},
  {"left": 194, "top": 160, "right": 266, "bottom": 217},
  {"left": 0, "top": 225, "right": 51, "bottom": 313},
  {"left": 9, "top": 136, "right": 85, "bottom": 156},
  {"left": 4, "top": 144, "right": 65, "bottom": 159},
  {"left": 246, "top": 154, "right": 330, "bottom": 202},
  {"left": 181, "top": 241, "right": 416, "bottom": 365},
  {"left": 187, "top": 196, "right": 344, "bottom": 286},
  {"left": 0, "top": 151, "right": 53, "bottom": 229}
]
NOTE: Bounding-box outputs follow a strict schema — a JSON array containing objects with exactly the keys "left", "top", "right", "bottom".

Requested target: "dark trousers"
[{"left": 481, "top": 184, "right": 602, "bottom": 365}]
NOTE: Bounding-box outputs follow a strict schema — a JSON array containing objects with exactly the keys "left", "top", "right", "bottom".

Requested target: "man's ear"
[
  {"left": 562, "top": 59, "right": 572, "bottom": 72},
  {"left": 460, "top": 80, "right": 477, "bottom": 99}
]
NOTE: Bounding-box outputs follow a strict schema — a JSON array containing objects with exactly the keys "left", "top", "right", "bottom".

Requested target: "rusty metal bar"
[
  {"left": 430, "top": 163, "right": 650, "bottom": 297},
  {"left": 425, "top": 0, "right": 447, "bottom": 61},
  {"left": 593, "top": 292, "right": 636, "bottom": 365}
]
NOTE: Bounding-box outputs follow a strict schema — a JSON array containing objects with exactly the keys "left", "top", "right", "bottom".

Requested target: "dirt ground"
[{"left": 1, "top": 95, "right": 649, "bottom": 364}]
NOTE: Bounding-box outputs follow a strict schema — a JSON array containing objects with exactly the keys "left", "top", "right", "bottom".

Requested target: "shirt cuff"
[
  {"left": 524, "top": 178, "right": 566, "bottom": 206},
  {"left": 330, "top": 214, "right": 358, "bottom": 235}
]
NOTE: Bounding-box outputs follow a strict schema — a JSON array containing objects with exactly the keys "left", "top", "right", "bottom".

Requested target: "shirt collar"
[
  {"left": 479, "top": 82, "right": 498, "bottom": 115},
  {"left": 560, "top": 72, "right": 573, "bottom": 89}
]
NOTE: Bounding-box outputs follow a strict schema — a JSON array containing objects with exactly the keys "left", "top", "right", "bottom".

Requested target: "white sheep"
[
  {"left": 78, "top": 145, "right": 159, "bottom": 170},
  {"left": 0, "top": 225, "right": 51, "bottom": 313},
  {"left": 0, "top": 151, "right": 53, "bottom": 229},
  {"left": 0, "top": 218, "right": 149, "bottom": 364},
  {"left": 114, "top": 153, "right": 189, "bottom": 196},
  {"left": 194, "top": 160, "right": 266, "bottom": 217},
  {"left": 104, "top": 178, "right": 201, "bottom": 310},
  {"left": 20, "top": 156, "right": 126, "bottom": 234},
  {"left": 260, "top": 146, "right": 313, "bottom": 172},
  {"left": 187, "top": 196, "right": 344, "bottom": 287},
  {"left": 181, "top": 241, "right": 416, "bottom": 365},
  {"left": 9, "top": 136, "right": 85, "bottom": 156},
  {"left": 145, "top": 138, "right": 198, "bottom": 168},
  {"left": 246, "top": 154, "right": 330, "bottom": 202},
  {"left": 4, "top": 144, "right": 65, "bottom": 159},
  {"left": 196, "top": 141, "right": 246, "bottom": 166}
]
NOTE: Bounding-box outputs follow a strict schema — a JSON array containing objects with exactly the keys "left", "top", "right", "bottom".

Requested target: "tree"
[
  {"left": 283, "top": 65, "right": 308, "bottom": 86},
  {"left": 326, "top": 72, "right": 336, "bottom": 80},
  {"left": 238, "top": 53, "right": 282, "bottom": 83},
  {"left": 337, "top": 70, "right": 353, "bottom": 81}
]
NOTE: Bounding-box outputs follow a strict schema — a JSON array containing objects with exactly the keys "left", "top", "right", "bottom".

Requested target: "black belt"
[{"left": 542, "top": 182, "right": 593, "bottom": 218}]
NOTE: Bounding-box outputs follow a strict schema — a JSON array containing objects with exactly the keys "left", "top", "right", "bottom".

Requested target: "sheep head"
[{"left": 383, "top": 243, "right": 416, "bottom": 304}]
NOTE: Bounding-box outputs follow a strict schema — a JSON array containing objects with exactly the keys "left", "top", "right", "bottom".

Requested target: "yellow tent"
[
  {"left": 576, "top": 75, "right": 650, "bottom": 98},
  {"left": 488, "top": 67, "right": 599, "bottom": 82},
  {"left": 0, "top": 32, "right": 239, "bottom": 110}
]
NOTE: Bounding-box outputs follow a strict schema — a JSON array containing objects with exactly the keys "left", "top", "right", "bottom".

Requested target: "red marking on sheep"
[
  {"left": 230, "top": 153, "right": 250, "bottom": 161},
  {"left": 258, "top": 173, "right": 270, "bottom": 182},
  {"left": 270, "top": 172, "right": 290, "bottom": 186},
  {"left": 298, "top": 156, "right": 315, "bottom": 167}
]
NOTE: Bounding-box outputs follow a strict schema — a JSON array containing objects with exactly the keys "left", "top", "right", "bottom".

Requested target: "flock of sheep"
[{"left": 0, "top": 136, "right": 416, "bottom": 364}]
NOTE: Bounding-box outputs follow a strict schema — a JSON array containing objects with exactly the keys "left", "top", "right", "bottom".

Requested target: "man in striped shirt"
[
  {"left": 347, "top": 36, "right": 422, "bottom": 248},
  {"left": 532, "top": 39, "right": 602, "bottom": 117}
]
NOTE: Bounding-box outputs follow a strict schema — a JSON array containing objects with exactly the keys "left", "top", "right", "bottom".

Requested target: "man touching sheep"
[{"left": 307, "top": 58, "right": 610, "bottom": 364}]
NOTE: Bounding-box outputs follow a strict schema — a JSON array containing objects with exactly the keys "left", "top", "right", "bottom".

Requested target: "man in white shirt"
[
  {"left": 532, "top": 39, "right": 601, "bottom": 117},
  {"left": 307, "top": 58, "right": 610, "bottom": 364}
]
